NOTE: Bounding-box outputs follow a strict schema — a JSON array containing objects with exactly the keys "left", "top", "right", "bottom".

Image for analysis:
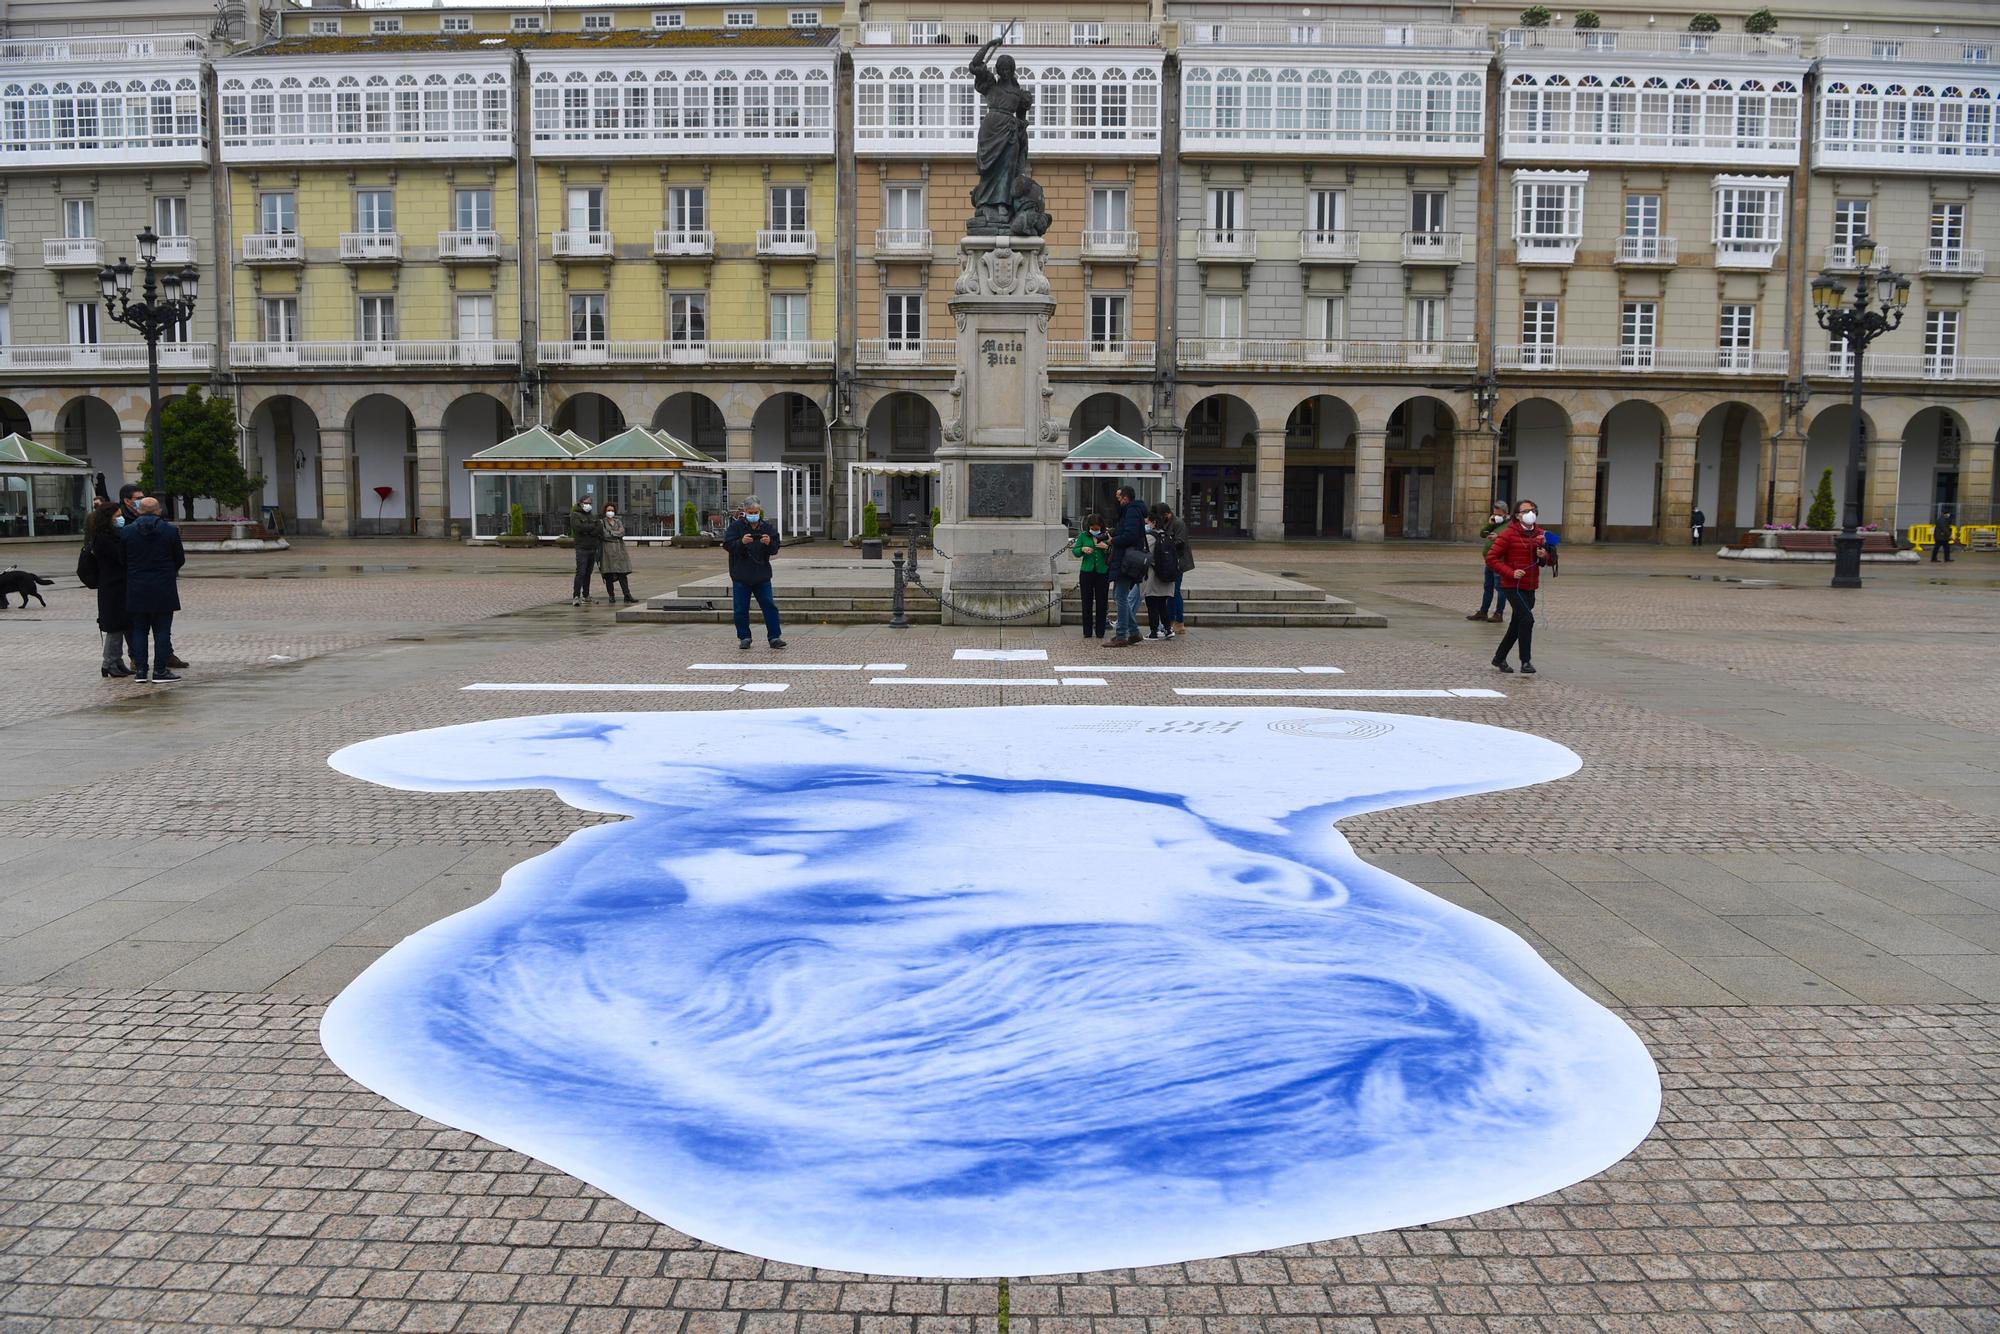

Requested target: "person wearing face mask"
[
  {"left": 597, "top": 501, "right": 636, "bottom": 604},
  {"left": 722, "top": 496, "right": 786, "bottom": 651},
  {"left": 84, "top": 498, "right": 132, "bottom": 677},
  {"left": 1071, "top": 513, "right": 1110, "bottom": 639},
  {"left": 1484, "top": 499, "right": 1548, "bottom": 675},
  {"left": 567, "top": 494, "right": 604, "bottom": 606},
  {"left": 1469, "top": 502, "right": 1510, "bottom": 623}
]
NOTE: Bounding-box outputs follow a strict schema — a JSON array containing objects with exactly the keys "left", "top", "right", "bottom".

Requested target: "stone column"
[
  {"left": 414, "top": 427, "right": 448, "bottom": 538},
  {"left": 1455, "top": 431, "right": 1497, "bottom": 541},
  {"left": 1863, "top": 437, "right": 1902, "bottom": 531},
  {"left": 1252, "top": 428, "right": 1287, "bottom": 541},
  {"left": 1351, "top": 429, "right": 1387, "bottom": 542},
  {"left": 1767, "top": 432, "right": 1806, "bottom": 527},
  {"left": 319, "top": 427, "right": 353, "bottom": 536},
  {"left": 725, "top": 426, "right": 755, "bottom": 467},
  {"left": 828, "top": 422, "right": 862, "bottom": 540},
  {"left": 1958, "top": 439, "right": 1996, "bottom": 523},
  {"left": 1656, "top": 433, "right": 1699, "bottom": 544},
  {"left": 1563, "top": 431, "right": 1600, "bottom": 544}
]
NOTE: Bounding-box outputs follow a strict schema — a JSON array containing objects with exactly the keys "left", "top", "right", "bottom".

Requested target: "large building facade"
[{"left": 3, "top": 0, "right": 1996, "bottom": 543}]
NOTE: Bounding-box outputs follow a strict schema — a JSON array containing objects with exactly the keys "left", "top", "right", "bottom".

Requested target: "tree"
[
  {"left": 508, "top": 503, "right": 526, "bottom": 538},
  {"left": 1688, "top": 13, "right": 1722, "bottom": 33},
  {"left": 680, "top": 501, "right": 699, "bottom": 537},
  {"left": 1573, "top": 11, "right": 1602, "bottom": 29},
  {"left": 861, "top": 501, "right": 881, "bottom": 539},
  {"left": 1807, "top": 468, "right": 1838, "bottom": 530},
  {"left": 139, "top": 385, "right": 260, "bottom": 520},
  {"left": 1519, "top": 5, "right": 1553, "bottom": 27},
  {"left": 1744, "top": 7, "right": 1778, "bottom": 34}
]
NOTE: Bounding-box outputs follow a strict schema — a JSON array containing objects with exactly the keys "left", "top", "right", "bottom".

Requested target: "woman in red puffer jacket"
[{"left": 1484, "top": 499, "right": 1548, "bottom": 675}]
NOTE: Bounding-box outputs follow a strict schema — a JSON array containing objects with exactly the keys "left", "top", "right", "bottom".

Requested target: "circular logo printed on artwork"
[{"left": 1268, "top": 717, "right": 1396, "bottom": 740}]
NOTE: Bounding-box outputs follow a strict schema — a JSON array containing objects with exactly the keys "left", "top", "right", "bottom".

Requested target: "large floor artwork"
[{"left": 323, "top": 707, "right": 1661, "bottom": 1277}]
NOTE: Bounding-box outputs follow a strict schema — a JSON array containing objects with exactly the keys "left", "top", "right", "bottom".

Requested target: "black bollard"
[{"left": 890, "top": 552, "right": 909, "bottom": 630}]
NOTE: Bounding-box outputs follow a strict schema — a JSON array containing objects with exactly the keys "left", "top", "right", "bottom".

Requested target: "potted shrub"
[
  {"left": 1688, "top": 13, "right": 1722, "bottom": 33},
  {"left": 1573, "top": 11, "right": 1601, "bottom": 29},
  {"left": 1744, "top": 7, "right": 1777, "bottom": 34},
  {"left": 496, "top": 501, "right": 538, "bottom": 548},
  {"left": 860, "top": 501, "right": 883, "bottom": 559},
  {"left": 1519, "top": 4, "right": 1553, "bottom": 27},
  {"left": 1806, "top": 468, "right": 1838, "bottom": 530}
]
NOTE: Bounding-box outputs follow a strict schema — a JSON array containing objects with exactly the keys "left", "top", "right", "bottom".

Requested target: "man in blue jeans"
[
  {"left": 722, "top": 497, "right": 787, "bottom": 651},
  {"left": 1104, "top": 485, "right": 1148, "bottom": 647}
]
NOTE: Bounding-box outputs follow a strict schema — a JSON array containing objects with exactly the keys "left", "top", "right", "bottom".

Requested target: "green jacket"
[
  {"left": 1479, "top": 517, "right": 1508, "bottom": 558},
  {"left": 1071, "top": 529, "right": 1110, "bottom": 575}
]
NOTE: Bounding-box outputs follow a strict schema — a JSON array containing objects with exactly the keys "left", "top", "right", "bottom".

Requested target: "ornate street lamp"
[
  {"left": 1810, "top": 235, "right": 1909, "bottom": 589},
  {"left": 99, "top": 226, "right": 200, "bottom": 507}
]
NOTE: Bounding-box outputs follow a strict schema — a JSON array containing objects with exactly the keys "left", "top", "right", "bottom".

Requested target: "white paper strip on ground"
[
  {"left": 1171, "top": 688, "right": 1499, "bottom": 699},
  {"left": 1049, "top": 666, "right": 1341, "bottom": 675},
  {"left": 953, "top": 649, "right": 1050, "bottom": 661},
  {"left": 689, "top": 664, "right": 908, "bottom": 672},
  {"left": 462, "top": 683, "right": 788, "bottom": 694}
]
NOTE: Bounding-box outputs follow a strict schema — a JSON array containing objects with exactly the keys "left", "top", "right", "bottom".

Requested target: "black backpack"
[
  {"left": 1151, "top": 533, "right": 1183, "bottom": 582},
  {"left": 76, "top": 539, "right": 99, "bottom": 589}
]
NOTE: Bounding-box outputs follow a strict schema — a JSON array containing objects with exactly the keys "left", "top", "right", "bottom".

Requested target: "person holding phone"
[
  {"left": 1072, "top": 513, "right": 1110, "bottom": 639},
  {"left": 722, "top": 497, "right": 786, "bottom": 651}
]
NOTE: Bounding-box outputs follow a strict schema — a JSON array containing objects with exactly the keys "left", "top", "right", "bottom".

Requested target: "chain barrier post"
[{"left": 890, "top": 552, "right": 909, "bottom": 630}]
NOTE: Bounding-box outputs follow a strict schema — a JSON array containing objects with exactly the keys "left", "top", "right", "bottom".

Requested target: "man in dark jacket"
[
  {"left": 567, "top": 497, "right": 603, "bottom": 605},
  {"left": 120, "top": 497, "right": 186, "bottom": 684},
  {"left": 722, "top": 496, "right": 786, "bottom": 651},
  {"left": 1105, "top": 485, "right": 1148, "bottom": 647},
  {"left": 1932, "top": 506, "right": 1955, "bottom": 562}
]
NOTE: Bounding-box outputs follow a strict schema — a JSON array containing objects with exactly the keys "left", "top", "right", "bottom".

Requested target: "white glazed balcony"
[
  {"left": 653, "top": 229, "right": 715, "bottom": 258},
  {"left": 439, "top": 230, "right": 500, "bottom": 262},
  {"left": 1190, "top": 21, "right": 1486, "bottom": 49},
  {"left": 153, "top": 236, "right": 195, "bottom": 265},
  {"left": 1081, "top": 229, "right": 1139, "bottom": 260},
  {"left": 1717, "top": 239, "right": 1781, "bottom": 269},
  {"left": 757, "top": 229, "right": 817, "bottom": 256},
  {"left": 858, "top": 20, "right": 1159, "bottom": 46},
  {"left": 552, "top": 231, "right": 614, "bottom": 259},
  {"left": 873, "top": 228, "right": 934, "bottom": 257},
  {"left": 230, "top": 341, "right": 519, "bottom": 369},
  {"left": 0, "top": 241, "right": 12, "bottom": 271},
  {"left": 1196, "top": 229, "right": 1256, "bottom": 261},
  {"left": 242, "top": 233, "right": 302, "bottom": 264},
  {"left": 1500, "top": 27, "right": 1802, "bottom": 57},
  {"left": 43, "top": 237, "right": 104, "bottom": 268},
  {"left": 1401, "top": 231, "right": 1464, "bottom": 264},
  {"left": 1049, "top": 340, "right": 1152, "bottom": 368},
  {"left": 1921, "top": 247, "right": 1985, "bottom": 275},
  {"left": 1497, "top": 345, "right": 1788, "bottom": 374},
  {"left": 858, "top": 338, "right": 953, "bottom": 366},
  {"left": 0, "top": 342, "right": 213, "bottom": 372},
  {"left": 1615, "top": 236, "right": 1678, "bottom": 265},
  {"left": 339, "top": 232, "right": 402, "bottom": 264},
  {"left": 1177, "top": 338, "right": 1476, "bottom": 369},
  {"left": 1298, "top": 230, "right": 1360, "bottom": 263},
  {"left": 537, "top": 340, "right": 833, "bottom": 366},
  {"left": 1804, "top": 350, "right": 2000, "bottom": 382},
  {"left": 1515, "top": 233, "right": 1580, "bottom": 265}
]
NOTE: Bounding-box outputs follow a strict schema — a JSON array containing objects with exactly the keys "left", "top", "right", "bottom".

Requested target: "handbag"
[{"left": 1118, "top": 547, "right": 1150, "bottom": 582}]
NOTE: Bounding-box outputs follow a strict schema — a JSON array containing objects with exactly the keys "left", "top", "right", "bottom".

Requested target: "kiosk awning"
[{"left": 1063, "top": 427, "right": 1170, "bottom": 474}]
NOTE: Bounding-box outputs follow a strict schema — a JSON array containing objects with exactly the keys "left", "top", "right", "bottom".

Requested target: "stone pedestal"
[{"left": 935, "top": 236, "right": 1067, "bottom": 625}]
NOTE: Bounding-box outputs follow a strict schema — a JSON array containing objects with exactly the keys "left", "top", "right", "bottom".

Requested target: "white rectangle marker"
[
  {"left": 873, "top": 677, "right": 1067, "bottom": 687},
  {"left": 462, "top": 683, "right": 789, "bottom": 694},
  {"left": 1170, "top": 687, "right": 1500, "bottom": 699},
  {"left": 952, "top": 649, "right": 1049, "bottom": 662},
  {"left": 1048, "top": 665, "right": 1341, "bottom": 676},
  {"left": 688, "top": 663, "right": 906, "bottom": 672}
]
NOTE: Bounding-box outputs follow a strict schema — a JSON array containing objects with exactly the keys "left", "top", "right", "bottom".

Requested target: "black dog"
[{"left": 0, "top": 568, "right": 54, "bottom": 608}]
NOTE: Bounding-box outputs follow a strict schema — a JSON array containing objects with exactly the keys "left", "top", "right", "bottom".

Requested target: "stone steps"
[{"left": 617, "top": 592, "right": 1386, "bottom": 628}]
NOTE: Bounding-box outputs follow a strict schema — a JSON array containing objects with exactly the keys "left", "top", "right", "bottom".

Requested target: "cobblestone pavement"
[{"left": 1, "top": 537, "right": 1997, "bottom": 1331}]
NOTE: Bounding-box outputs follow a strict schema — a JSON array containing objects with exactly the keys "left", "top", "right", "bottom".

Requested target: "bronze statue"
[{"left": 967, "top": 33, "right": 1041, "bottom": 236}]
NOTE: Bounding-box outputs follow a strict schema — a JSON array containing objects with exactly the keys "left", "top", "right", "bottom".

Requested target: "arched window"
[
  {"left": 1276, "top": 68, "right": 1302, "bottom": 137},
  {"left": 1215, "top": 67, "right": 1242, "bottom": 135},
  {"left": 1185, "top": 67, "right": 1212, "bottom": 132},
  {"left": 1336, "top": 69, "right": 1362, "bottom": 135},
  {"left": 1364, "top": 69, "right": 1391, "bottom": 137},
  {"left": 744, "top": 69, "right": 771, "bottom": 136},
  {"left": 1305, "top": 68, "right": 1332, "bottom": 136}
]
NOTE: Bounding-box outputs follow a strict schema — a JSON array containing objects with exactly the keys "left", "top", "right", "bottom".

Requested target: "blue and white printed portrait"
[{"left": 323, "top": 707, "right": 1660, "bottom": 1277}]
